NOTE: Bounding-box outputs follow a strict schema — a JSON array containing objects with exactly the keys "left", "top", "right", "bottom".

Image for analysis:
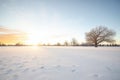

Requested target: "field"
[{"left": 0, "top": 46, "right": 120, "bottom": 80}]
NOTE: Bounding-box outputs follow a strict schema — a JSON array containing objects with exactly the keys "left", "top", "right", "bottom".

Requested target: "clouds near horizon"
[{"left": 0, "top": 26, "right": 27, "bottom": 44}]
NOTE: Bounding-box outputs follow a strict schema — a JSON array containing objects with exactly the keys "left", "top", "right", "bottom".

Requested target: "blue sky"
[{"left": 0, "top": 0, "right": 120, "bottom": 44}]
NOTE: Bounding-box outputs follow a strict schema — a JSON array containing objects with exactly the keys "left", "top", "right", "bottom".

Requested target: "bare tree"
[
  {"left": 71, "top": 38, "right": 79, "bottom": 46},
  {"left": 85, "top": 26, "right": 116, "bottom": 47},
  {"left": 56, "top": 42, "right": 61, "bottom": 46},
  {"left": 64, "top": 41, "right": 69, "bottom": 46},
  {"left": 15, "top": 42, "right": 23, "bottom": 46}
]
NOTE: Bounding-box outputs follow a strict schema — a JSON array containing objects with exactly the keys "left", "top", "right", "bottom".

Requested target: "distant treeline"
[{"left": 0, "top": 41, "right": 120, "bottom": 47}]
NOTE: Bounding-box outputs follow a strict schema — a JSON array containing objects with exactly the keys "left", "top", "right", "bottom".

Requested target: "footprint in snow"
[
  {"left": 92, "top": 74, "right": 99, "bottom": 78},
  {"left": 40, "top": 66, "right": 44, "bottom": 69},
  {"left": 72, "top": 65, "right": 76, "bottom": 67},
  {"left": 0, "top": 67, "right": 5, "bottom": 70},
  {"left": 106, "top": 66, "right": 112, "bottom": 71},
  {"left": 0, "top": 60, "right": 2, "bottom": 63},
  {"left": 56, "top": 65, "right": 61, "bottom": 68},
  {"left": 71, "top": 69, "right": 76, "bottom": 72},
  {"left": 32, "top": 69, "right": 37, "bottom": 72},
  {"left": 18, "top": 65, "right": 23, "bottom": 68},
  {"left": 12, "top": 74, "right": 19, "bottom": 80},
  {"left": 5, "top": 69, "right": 13, "bottom": 74},
  {"left": 23, "top": 68, "right": 29, "bottom": 72}
]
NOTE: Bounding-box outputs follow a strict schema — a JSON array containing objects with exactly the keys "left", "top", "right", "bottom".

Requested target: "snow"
[{"left": 0, "top": 46, "right": 120, "bottom": 80}]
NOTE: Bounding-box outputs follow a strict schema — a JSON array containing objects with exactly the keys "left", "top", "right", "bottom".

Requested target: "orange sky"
[{"left": 0, "top": 27, "right": 27, "bottom": 44}]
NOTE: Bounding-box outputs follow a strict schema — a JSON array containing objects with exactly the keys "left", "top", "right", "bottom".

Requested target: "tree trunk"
[{"left": 95, "top": 42, "right": 98, "bottom": 47}]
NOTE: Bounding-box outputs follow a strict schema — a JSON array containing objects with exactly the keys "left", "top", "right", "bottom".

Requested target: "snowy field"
[{"left": 0, "top": 46, "right": 120, "bottom": 80}]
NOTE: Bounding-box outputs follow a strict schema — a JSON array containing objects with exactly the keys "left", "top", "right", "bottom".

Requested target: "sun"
[{"left": 25, "top": 34, "right": 40, "bottom": 45}]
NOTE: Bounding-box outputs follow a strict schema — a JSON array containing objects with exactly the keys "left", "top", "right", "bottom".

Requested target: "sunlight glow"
[{"left": 25, "top": 33, "right": 40, "bottom": 45}]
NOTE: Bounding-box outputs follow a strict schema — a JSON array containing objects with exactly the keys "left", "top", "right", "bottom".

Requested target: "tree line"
[{"left": 0, "top": 26, "right": 119, "bottom": 47}]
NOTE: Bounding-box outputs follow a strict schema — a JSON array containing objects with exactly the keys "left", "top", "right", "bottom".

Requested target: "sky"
[{"left": 0, "top": 0, "right": 120, "bottom": 44}]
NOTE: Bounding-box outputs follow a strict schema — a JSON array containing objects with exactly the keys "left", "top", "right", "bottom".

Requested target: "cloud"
[
  {"left": 0, "top": 26, "right": 25, "bottom": 33},
  {"left": 0, "top": 26, "right": 13, "bottom": 32},
  {"left": 0, "top": 26, "right": 27, "bottom": 44}
]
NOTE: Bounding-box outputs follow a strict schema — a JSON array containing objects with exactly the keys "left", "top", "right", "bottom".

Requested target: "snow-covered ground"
[{"left": 0, "top": 46, "right": 120, "bottom": 80}]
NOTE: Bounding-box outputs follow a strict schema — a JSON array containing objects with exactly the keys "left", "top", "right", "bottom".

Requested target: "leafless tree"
[
  {"left": 85, "top": 26, "right": 116, "bottom": 47},
  {"left": 71, "top": 38, "right": 79, "bottom": 46},
  {"left": 56, "top": 42, "right": 61, "bottom": 46},
  {"left": 64, "top": 41, "right": 69, "bottom": 46}
]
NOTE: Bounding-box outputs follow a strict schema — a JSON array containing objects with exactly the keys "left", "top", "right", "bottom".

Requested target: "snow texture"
[{"left": 0, "top": 46, "right": 120, "bottom": 80}]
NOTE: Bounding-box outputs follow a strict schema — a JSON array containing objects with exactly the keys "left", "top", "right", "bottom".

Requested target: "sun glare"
[{"left": 25, "top": 34, "right": 40, "bottom": 45}]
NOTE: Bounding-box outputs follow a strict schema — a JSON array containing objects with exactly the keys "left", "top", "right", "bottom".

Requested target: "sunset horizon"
[
  {"left": 0, "top": 0, "right": 120, "bottom": 80},
  {"left": 0, "top": 0, "right": 120, "bottom": 45}
]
